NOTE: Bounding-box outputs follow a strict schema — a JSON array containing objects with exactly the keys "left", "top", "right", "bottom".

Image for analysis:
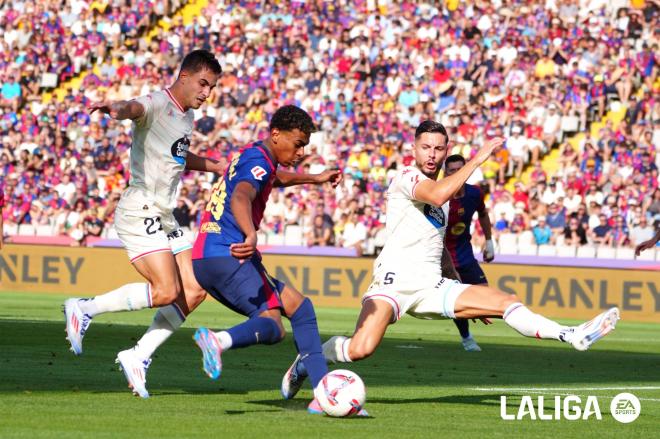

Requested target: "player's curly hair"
[
  {"left": 180, "top": 49, "right": 222, "bottom": 76},
  {"left": 269, "top": 105, "right": 316, "bottom": 136},
  {"left": 415, "top": 120, "right": 448, "bottom": 141}
]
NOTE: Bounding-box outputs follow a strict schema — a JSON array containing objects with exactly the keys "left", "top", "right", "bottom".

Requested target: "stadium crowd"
[{"left": 0, "top": 0, "right": 658, "bottom": 257}]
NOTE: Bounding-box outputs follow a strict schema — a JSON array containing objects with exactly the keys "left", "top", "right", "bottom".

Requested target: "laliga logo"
[
  {"left": 500, "top": 393, "right": 641, "bottom": 423},
  {"left": 500, "top": 395, "right": 602, "bottom": 421}
]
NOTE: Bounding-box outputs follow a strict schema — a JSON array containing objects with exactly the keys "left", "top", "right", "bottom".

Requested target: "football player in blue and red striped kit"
[
  {"left": 191, "top": 105, "right": 344, "bottom": 414},
  {"left": 444, "top": 154, "right": 496, "bottom": 351}
]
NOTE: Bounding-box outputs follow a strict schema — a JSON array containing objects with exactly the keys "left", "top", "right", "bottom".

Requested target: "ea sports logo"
[
  {"left": 610, "top": 393, "right": 640, "bottom": 423},
  {"left": 171, "top": 136, "right": 190, "bottom": 164}
]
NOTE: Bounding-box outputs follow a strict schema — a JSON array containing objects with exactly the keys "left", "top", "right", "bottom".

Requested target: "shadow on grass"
[{"left": 1, "top": 320, "right": 658, "bottom": 398}]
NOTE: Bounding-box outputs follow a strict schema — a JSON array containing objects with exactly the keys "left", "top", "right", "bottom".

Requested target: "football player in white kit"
[
  {"left": 282, "top": 121, "right": 620, "bottom": 398},
  {"left": 63, "top": 50, "right": 223, "bottom": 396}
]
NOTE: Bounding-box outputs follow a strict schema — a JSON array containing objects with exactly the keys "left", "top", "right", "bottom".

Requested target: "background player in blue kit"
[
  {"left": 444, "top": 154, "right": 495, "bottom": 352},
  {"left": 191, "top": 105, "right": 344, "bottom": 414}
]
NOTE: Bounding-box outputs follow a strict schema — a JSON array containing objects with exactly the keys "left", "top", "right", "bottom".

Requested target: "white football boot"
[{"left": 116, "top": 349, "right": 151, "bottom": 398}]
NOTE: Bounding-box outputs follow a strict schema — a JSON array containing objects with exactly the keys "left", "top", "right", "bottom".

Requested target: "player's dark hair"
[
  {"left": 270, "top": 105, "right": 316, "bottom": 136},
  {"left": 180, "top": 49, "right": 222, "bottom": 76},
  {"left": 415, "top": 120, "right": 448, "bottom": 141},
  {"left": 445, "top": 154, "right": 466, "bottom": 166}
]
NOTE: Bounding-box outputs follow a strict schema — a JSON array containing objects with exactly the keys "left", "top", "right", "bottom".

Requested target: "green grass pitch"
[{"left": 0, "top": 292, "right": 658, "bottom": 438}]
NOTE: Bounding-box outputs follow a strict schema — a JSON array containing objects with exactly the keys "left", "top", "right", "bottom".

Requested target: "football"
[{"left": 314, "top": 369, "right": 366, "bottom": 417}]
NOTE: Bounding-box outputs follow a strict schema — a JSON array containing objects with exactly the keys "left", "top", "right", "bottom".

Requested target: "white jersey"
[
  {"left": 117, "top": 89, "right": 193, "bottom": 220},
  {"left": 374, "top": 166, "right": 449, "bottom": 285}
]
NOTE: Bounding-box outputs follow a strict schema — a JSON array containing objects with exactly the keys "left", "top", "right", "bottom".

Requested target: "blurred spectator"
[
  {"left": 630, "top": 216, "right": 655, "bottom": 247},
  {"left": 591, "top": 214, "right": 612, "bottom": 245},
  {"left": 563, "top": 218, "right": 588, "bottom": 247},
  {"left": 0, "top": 0, "right": 656, "bottom": 258},
  {"left": 533, "top": 217, "right": 553, "bottom": 245}
]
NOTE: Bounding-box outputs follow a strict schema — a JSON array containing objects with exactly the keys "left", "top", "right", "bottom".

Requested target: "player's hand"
[
  {"left": 230, "top": 233, "right": 258, "bottom": 261},
  {"left": 483, "top": 239, "right": 495, "bottom": 262},
  {"left": 472, "top": 317, "right": 493, "bottom": 325},
  {"left": 315, "top": 169, "right": 343, "bottom": 188},
  {"left": 89, "top": 101, "right": 118, "bottom": 118},
  {"left": 635, "top": 239, "right": 656, "bottom": 256},
  {"left": 473, "top": 137, "right": 505, "bottom": 165}
]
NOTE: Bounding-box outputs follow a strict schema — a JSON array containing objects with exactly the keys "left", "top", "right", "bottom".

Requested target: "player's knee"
[
  {"left": 183, "top": 284, "right": 206, "bottom": 309},
  {"left": 151, "top": 284, "right": 180, "bottom": 306},
  {"left": 499, "top": 293, "right": 521, "bottom": 311},
  {"left": 348, "top": 338, "right": 376, "bottom": 361}
]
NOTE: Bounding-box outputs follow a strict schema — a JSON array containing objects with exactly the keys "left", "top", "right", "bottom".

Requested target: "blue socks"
[
  {"left": 453, "top": 318, "right": 471, "bottom": 339},
  {"left": 226, "top": 316, "right": 282, "bottom": 348},
  {"left": 289, "top": 298, "right": 328, "bottom": 389}
]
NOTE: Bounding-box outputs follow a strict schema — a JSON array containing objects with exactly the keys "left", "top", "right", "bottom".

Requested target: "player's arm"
[
  {"left": 229, "top": 181, "right": 258, "bottom": 260},
  {"left": 89, "top": 100, "right": 145, "bottom": 120},
  {"left": 441, "top": 247, "right": 461, "bottom": 281},
  {"left": 636, "top": 229, "right": 660, "bottom": 256},
  {"left": 185, "top": 151, "right": 224, "bottom": 174},
  {"left": 477, "top": 197, "right": 495, "bottom": 263},
  {"left": 273, "top": 169, "right": 343, "bottom": 188},
  {"left": 414, "top": 138, "right": 504, "bottom": 207}
]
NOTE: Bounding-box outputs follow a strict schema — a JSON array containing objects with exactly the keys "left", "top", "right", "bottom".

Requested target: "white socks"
[
  {"left": 133, "top": 304, "right": 186, "bottom": 361},
  {"left": 322, "top": 336, "right": 353, "bottom": 363},
  {"left": 503, "top": 302, "right": 568, "bottom": 341},
  {"left": 80, "top": 283, "right": 151, "bottom": 317},
  {"left": 214, "top": 331, "right": 233, "bottom": 350}
]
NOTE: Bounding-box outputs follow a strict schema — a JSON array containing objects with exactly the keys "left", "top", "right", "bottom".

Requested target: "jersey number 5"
[{"left": 384, "top": 272, "right": 396, "bottom": 285}]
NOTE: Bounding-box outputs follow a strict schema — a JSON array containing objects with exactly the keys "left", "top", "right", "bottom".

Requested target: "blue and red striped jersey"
[
  {"left": 445, "top": 184, "right": 485, "bottom": 269},
  {"left": 193, "top": 141, "right": 277, "bottom": 259}
]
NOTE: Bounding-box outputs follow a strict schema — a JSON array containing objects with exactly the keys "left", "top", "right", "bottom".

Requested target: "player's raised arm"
[
  {"left": 89, "top": 100, "right": 145, "bottom": 120},
  {"left": 414, "top": 137, "right": 504, "bottom": 207},
  {"left": 273, "top": 169, "right": 343, "bottom": 188},
  {"left": 185, "top": 151, "right": 224, "bottom": 174}
]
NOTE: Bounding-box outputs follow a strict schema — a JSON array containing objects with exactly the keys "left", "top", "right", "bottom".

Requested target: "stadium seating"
[{"left": 0, "top": 0, "right": 655, "bottom": 260}]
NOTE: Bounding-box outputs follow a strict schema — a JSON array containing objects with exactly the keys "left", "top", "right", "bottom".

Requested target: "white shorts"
[
  {"left": 362, "top": 272, "right": 470, "bottom": 322},
  {"left": 114, "top": 209, "right": 193, "bottom": 263}
]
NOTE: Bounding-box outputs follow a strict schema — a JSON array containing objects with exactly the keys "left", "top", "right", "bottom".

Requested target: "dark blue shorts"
[
  {"left": 457, "top": 261, "right": 488, "bottom": 285},
  {"left": 193, "top": 255, "right": 285, "bottom": 318}
]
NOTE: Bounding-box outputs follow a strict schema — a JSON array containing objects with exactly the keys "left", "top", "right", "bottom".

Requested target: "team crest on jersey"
[
  {"left": 251, "top": 165, "right": 267, "bottom": 180},
  {"left": 171, "top": 136, "right": 190, "bottom": 164},
  {"left": 423, "top": 204, "right": 446, "bottom": 228}
]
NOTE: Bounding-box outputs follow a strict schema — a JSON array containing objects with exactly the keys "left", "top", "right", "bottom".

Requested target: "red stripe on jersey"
[
  {"left": 259, "top": 270, "right": 282, "bottom": 310},
  {"left": 164, "top": 88, "right": 185, "bottom": 113},
  {"left": 192, "top": 211, "right": 212, "bottom": 259},
  {"left": 255, "top": 144, "right": 276, "bottom": 171}
]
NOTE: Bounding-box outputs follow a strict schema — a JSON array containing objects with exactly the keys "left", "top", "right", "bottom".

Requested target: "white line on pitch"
[
  {"left": 471, "top": 389, "right": 660, "bottom": 402},
  {"left": 472, "top": 386, "right": 660, "bottom": 391}
]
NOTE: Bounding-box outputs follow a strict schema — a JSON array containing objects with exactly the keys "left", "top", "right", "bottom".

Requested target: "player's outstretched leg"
[
  {"left": 280, "top": 289, "right": 327, "bottom": 400},
  {"left": 453, "top": 318, "right": 481, "bottom": 352},
  {"left": 454, "top": 285, "right": 619, "bottom": 350},
  {"left": 194, "top": 316, "right": 283, "bottom": 379},
  {"left": 322, "top": 299, "right": 392, "bottom": 364},
  {"left": 118, "top": 251, "right": 207, "bottom": 395},
  {"left": 64, "top": 283, "right": 149, "bottom": 355},
  {"left": 63, "top": 252, "right": 181, "bottom": 355}
]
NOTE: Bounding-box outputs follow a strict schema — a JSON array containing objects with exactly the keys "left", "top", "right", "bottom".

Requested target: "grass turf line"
[{"left": 0, "top": 292, "right": 658, "bottom": 438}]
